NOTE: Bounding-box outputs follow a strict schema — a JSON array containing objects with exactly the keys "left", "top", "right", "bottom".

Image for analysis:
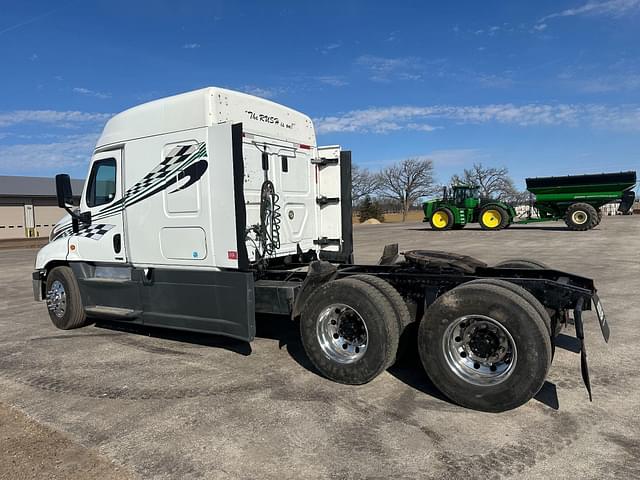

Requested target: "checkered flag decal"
[
  {"left": 48, "top": 142, "right": 208, "bottom": 243},
  {"left": 76, "top": 224, "right": 115, "bottom": 240},
  {"left": 124, "top": 145, "right": 198, "bottom": 198}
]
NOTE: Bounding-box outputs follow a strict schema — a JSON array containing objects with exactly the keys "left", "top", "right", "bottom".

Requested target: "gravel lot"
[{"left": 1, "top": 216, "right": 639, "bottom": 479}]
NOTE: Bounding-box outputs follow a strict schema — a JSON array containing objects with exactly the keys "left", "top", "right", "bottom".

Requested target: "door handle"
[{"left": 113, "top": 234, "right": 122, "bottom": 254}]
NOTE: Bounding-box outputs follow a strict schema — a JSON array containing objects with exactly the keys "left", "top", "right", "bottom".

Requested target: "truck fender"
[
  {"left": 291, "top": 261, "right": 338, "bottom": 319},
  {"left": 35, "top": 238, "right": 69, "bottom": 270}
]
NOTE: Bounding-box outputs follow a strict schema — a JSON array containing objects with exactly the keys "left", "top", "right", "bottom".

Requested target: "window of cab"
[{"left": 86, "top": 158, "right": 117, "bottom": 207}]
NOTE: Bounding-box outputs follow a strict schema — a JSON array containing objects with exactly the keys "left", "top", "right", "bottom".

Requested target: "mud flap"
[{"left": 573, "top": 297, "right": 592, "bottom": 401}]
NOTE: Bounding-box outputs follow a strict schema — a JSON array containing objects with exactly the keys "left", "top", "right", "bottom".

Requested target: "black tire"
[
  {"left": 464, "top": 279, "right": 552, "bottom": 337},
  {"left": 494, "top": 258, "right": 549, "bottom": 269},
  {"left": 564, "top": 203, "right": 598, "bottom": 231},
  {"left": 300, "top": 277, "right": 400, "bottom": 385},
  {"left": 351, "top": 275, "right": 412, "bottom": 363},
  {"left": 45, "top": 266, "right": 87, "bottom": 330},
  {"left": 429, "top": 208, "right": 454, "bottom": 231},
  {"left": 418, "top": 282, "right": 552, "bottom": 412},
  {"left": 595, "top": 209, "right": 603, "bottom": 226},
  {"left": 493, "top": 258, "right": 561, "bottom": 338},
  {"left": 479, "top": 205, "right": 508, "bottom": 231}
]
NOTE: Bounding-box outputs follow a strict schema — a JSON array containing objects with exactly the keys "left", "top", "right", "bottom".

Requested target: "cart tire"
[
  {"left": 352, "top": 275, "right": 412, "bottom": 363},
  {"left": 300, "top": 277, "right": 399, "bottom": 385},
  {"left": 430, "top": 208, "right": 454, "bottom": 230},
  {"left": 494, "top": 258, "right": 549, "bottom": 269},
  {"left": 564, "top": 203, "right": 598, "bottom": 231},
  {"left": 595, "top": 209, "right": 603, "bottom": 226},
  {"left": 45, "top": 266, "right": 87, "bottom": 330},
  {"left": 479, "top": 205, "right": 508, "bottom": 230},
  {"left": 418, "top": 282, "right": 552, "bottom": 412}
]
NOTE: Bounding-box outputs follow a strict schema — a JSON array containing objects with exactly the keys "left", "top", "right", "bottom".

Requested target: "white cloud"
[
  {"left": 29, "top": 53, "right": 38, "bottom": 61},
  {"left": 314, "top": 103, "right": 640, "bottom": 134},
  {"left": 0, "top": 133, "right": 99, "bottom": 173},
  {"left": 0, "top": 110, "right": 111, "bottom": 128},
  {"left": 540, "top": 0, "right": 640, "bottom": 22},
  {"left": 240, "top": 85, "right": 278, "bottom": 99},
  {"left": 425, "top": 149, "right": 485, "bottom": 167},
  {"left": 320, "top": 42, "right": 341, "bottom": 54},
  {"left": 356, "top": 55, "right": 423, "bottom": 82},
  {"left": 558, "top": 61, "right": 640, "bottom": 92},
  {"left": 73, "top": 87, "right": 111, "bottom": 99},
  {"left": 182, "top": 43, "right": 200, "bottom": 49},
  {"left": 579, "top": 74, "right": 640, "bottom": 92},
  {"left": 316, "top": 75, "right": 348, "bottom": 87},
  {"left": 405, "top": 123, "right": 439, "bottom": 132}
]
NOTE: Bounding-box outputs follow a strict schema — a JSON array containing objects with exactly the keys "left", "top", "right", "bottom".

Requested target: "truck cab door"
[
  {"left": 314, "top": 146, "right": 353, "bottom": 263},
  {"left": 68, "top": 148, "right": 127, "bottom": 264}
]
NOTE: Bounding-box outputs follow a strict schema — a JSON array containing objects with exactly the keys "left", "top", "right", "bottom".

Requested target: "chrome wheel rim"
[
  {"left": 316, "top": 303, "right": 368, "bottom": 364},
  {"left": 442, "top": 315, "right": 517, "bottom": 386},
  {"left": 572, "top": 210, "right": 588, "bottom": 225},
  {"left": 46, "top": 280, "right": 67, "bottom": 318}
]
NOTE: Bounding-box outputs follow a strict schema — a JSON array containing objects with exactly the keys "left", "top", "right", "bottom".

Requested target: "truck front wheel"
[
  {"left": 565, "top": 203, "right": 598, "bottom": 231},
  {"left": 45, "top": 266, "right": 87, "bottom": 330},
  {"left": 418, "top": 281, "right": 551, "bottom": 412},
  {"left": 300, "top": 277, "right": 400, "bottom": 384}
]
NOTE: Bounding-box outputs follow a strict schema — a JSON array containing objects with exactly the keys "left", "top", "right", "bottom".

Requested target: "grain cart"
[
  {"left": 519, "top": 171, "right": 637, "bottom": 230},
  {"left": 423, "top": 184, "right": 517, "bottom": 230},
  {"left": 32, "top": 88, "right": 608, "bottom": 412}
]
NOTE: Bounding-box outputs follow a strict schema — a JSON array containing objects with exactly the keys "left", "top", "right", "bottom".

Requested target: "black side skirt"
[{"left": 71, "top": 263, "right": 256, "bottom": 342}]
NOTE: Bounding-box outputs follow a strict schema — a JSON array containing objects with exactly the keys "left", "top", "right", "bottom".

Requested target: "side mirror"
[{"left": 55, "top": 174, "right": 74, "bottom": 208}]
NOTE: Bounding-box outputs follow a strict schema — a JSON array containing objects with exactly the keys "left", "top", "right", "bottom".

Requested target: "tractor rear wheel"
[
  {"left": 430, "top": 208, "right": 454, "bottom": 231},
  {"left": 565, "top": 203, "right": 598, "bottom": 231},
  {"left": 479, "top": 205, "right": 508, "bottom": 230}
]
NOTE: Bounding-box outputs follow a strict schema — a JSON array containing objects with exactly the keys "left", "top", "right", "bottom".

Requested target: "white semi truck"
[{"left": 32, "top": 87, "right": 609, "bottom": 411}]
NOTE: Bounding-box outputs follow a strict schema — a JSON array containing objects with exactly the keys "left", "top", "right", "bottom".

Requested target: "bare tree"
[
  {"left": 452, "top": 163, "right": 518, "bottom": 200},
  {"left": 351, "top": 164, "right": 380, "bottom": 206},
  {"left": 377, "top": 157, "right": 436, "bottom": 221}
]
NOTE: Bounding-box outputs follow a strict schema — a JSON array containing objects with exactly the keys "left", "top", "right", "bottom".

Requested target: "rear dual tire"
[
  {"left": 300, "top": 277, "right": 401, "bottom": 385},
  {"left": 418, "top": 281, "right": 552, "bottom": 412}
]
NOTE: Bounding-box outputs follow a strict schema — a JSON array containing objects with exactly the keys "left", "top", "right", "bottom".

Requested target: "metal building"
[{"left": 0, "top": 176, "right": 84, "bottom": 240}]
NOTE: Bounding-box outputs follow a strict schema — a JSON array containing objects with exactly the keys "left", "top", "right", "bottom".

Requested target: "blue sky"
[{"left": 0, "top": 0, "right": 638, "bottom": 189}]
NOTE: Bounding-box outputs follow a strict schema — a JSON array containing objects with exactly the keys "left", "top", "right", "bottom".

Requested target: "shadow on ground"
[
  {"left": 408, "top": 225, "right": 578, "bottom": 232},
  {"left": 95, "top": 314, "right": 561, "bottom": 411}
]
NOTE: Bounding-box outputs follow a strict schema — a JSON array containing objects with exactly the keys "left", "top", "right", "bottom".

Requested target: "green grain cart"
[{"left": 424, "top": 171, "right": 637, "bottom": 231}]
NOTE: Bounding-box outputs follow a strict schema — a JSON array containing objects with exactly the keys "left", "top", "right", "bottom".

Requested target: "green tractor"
[{"left": 423, "top": 184, "right": 515, "bottom": 231}]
